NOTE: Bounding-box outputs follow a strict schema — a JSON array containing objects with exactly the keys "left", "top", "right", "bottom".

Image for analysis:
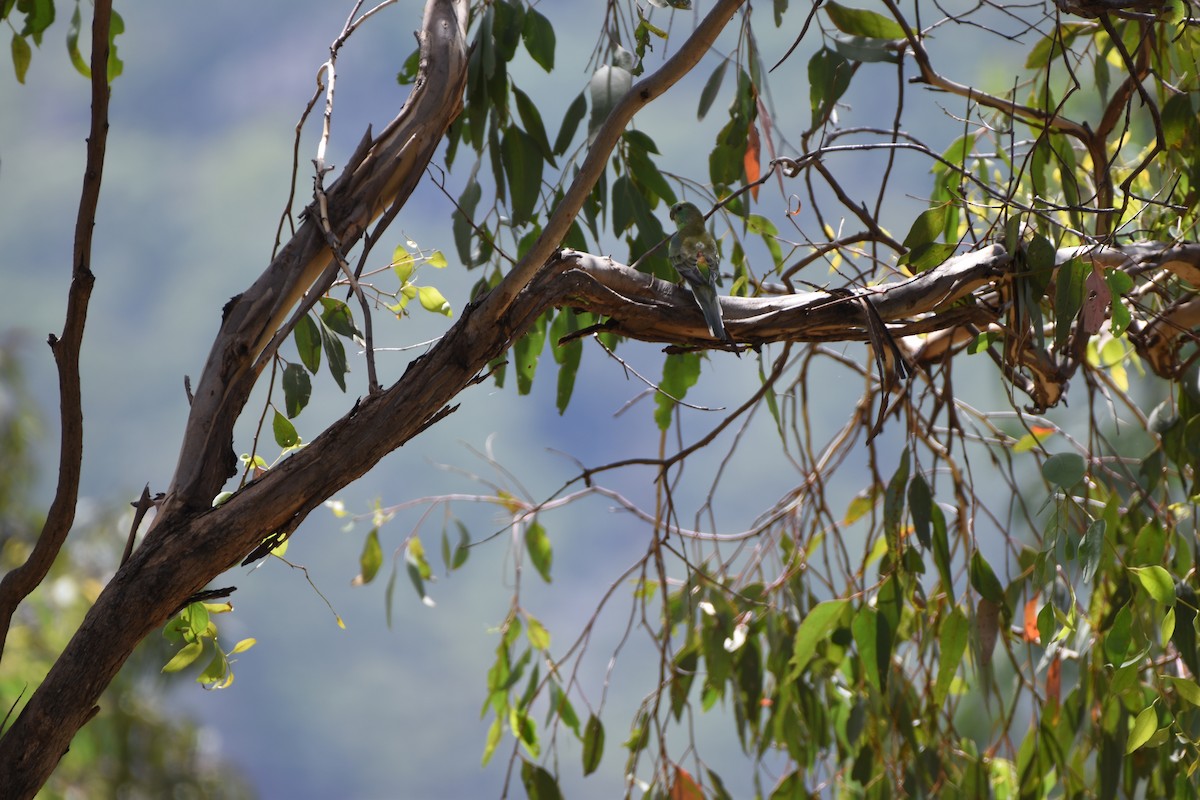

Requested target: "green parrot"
[{"left": 668, "top": 201, "right": 730, "bottom": 343}]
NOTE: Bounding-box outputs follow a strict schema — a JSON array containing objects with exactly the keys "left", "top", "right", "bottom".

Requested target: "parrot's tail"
[{"left": 691, "top": 287, "right": 728, "bottom": 342}]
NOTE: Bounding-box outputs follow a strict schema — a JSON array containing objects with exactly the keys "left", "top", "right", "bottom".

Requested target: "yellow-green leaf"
[
  {"left": 527, "top": 616, "right": 551, "bottom": 651},
  {"left": 790, "top": 599, "right": 849, "bottom": 676},
  {"left": 1129, "top": 566, "right": 1176, "bottom": 605},
  {"left": 1166, "top": 676, "right": 1200, "bottom": 707},
  {"left": 417, "top": 285, "right": 452, "bottom": 316},
  {"left": 359, "top": 528, "right": 383, "bottom": 584},
  {"left": 162, "top": 640, "right": 204, "bottom": 673},
  {"left": 1125, "top": 701, "right": 1158, "bottom": 753}
]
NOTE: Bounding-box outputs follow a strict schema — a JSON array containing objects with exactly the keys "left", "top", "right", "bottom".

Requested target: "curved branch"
[{"left": 0, "top": 0, "right": 111, "bottom": 662}]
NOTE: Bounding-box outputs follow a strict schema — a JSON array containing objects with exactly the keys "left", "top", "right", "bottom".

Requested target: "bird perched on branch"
[{"left": 668, "top": 201, "right": 732, "bottom": 345}]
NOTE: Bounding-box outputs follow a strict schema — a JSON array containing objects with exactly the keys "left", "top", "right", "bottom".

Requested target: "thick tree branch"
[
  {"left": 0, "top": 0, "right": 111, "bottom": 662},
  {"left": 160, "top": 0, "right": 469, "bottom": 514}
]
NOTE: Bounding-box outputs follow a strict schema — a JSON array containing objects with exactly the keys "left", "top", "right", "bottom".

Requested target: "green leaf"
[
  {"left": 406, "top": 536, "right": 434, "bottom": 605},
  {"left": 318, "top": 317, "right": 349, "bottom": 392},
  {"left": 66, "top": 5, "right": 88, "bottom": 77},
  {"left": 294, "top": 315, "right": 322, "bottom": 373},
  {"left": 520, "top": 761, "right": 563, "bottom": 800},
  {"left": 451, "top": 521, "right": 471, "bottom": 569},
  {"left": 1166, "top": 676, "right": 1200, "bottom": 707},
  {"left": 550, "top": 309, "right": 583, "bottom": 414},
  {"left": 908, "top": 472, "right": 932, "bottom": 548},
  {"left": 526, "top": 521, "right": 552, "bottom": 583},
  {"left": 551, "top": 681, "right": 581, "bottom": 736},
  {"left": 625, "top": 140, "right": 677, "bottom": 205},
  {"left": 808, "top": 47, "right": 853, "bottom": 126},
  {"left": 969, "top": 551, "right": 1004, "bottom": 604},
  {"left": 526, "top": 615, "right": 551, "bottom": 651},
  {"left": 481, "top": 716, "right": 503, "bottom": 766},
  {"left": 514, "top": 314, "right": 547, "bottom": 395},
  {"left": 698, "top": 59, "right": 728, "bottom": 120},
  {"left": 106, "top": 10, "right": 124, "bottom": 82},
  {"left": 492, "top": 0, "right": 523, "bottom": 62},
  {"left": 359, "top": 528, "right": 383, "bottom": 584},
  {"left": 851, "top": 606, "right": 881, "bottom": 692},
  {"left": 825, "top": 1, "right": 906, "bottom": 38},
  {"left": 281, "top": 363, "right": 312, "bottom": 419},
  {"left": 513, "top": 86, "right": 555, "bottom": 164},
  {"left": 395, "top": 47, "right": 420, "bottom": 85},
  {"left": 521, "top": 8, "right": 555, "bottom": 72},
  {"left": 582, "top": 714, "right": 605, "bottom": 776},
  {"left": 553, "top": 92, "right": 587, "bottom": 155},
  {"left": 1054, "top": 257, "right": 1087, "bottom": 348},
  {"left": 1105, "top": 604, "right": 1132, "bottom": 664},
  {"left": 789, "top": 599, "right": 849, "bottom": 676},
  {"left": 1162, "top": 606, "right": 1176, "bottom": 644},
  {"left": 1163, "top": 92, "right": 1200, "bottom": 149},
  {"left": 162, "top": 640, "right": 204, "bottom": 674},
  {"left": 1079, "top": 519, "right": 1104, "bottom": 583},
  {"left": 319, "top": 297, "right": 360, "bottom": 338},
  {"left": 501, "top": 126, "right": 544, "bottom": 228},
  {"left": 882, "top": 449, "right": 910, "bottom": 551},
  {"left": 904, "top": 242, "right": 957, "bottom": 274},
  {"left": 272, "top": 410, "right": 299, "bottom": 449},
  {"left": 453, "top": 176, "right": 482, "bottom": 265},
  {"left": 11, "top": 33, "right": 31, "bottom": 83},
  {"left": 1125, "top": 701, "right": 1158, "bottom": 754},
  {"left": 198, "top": 647, "right": 231, "bottom": 688},
  {"left": 184, "top": 602, "right": 210, "bottom": 638},
  {"left": 1025, "top": 233, "right": 1056, "bottom": 295},
  {"left": 1042, "top": 452, "right": 1086, "bottom": 488},
  {"left": 897, "top": 205, "right": 953, "bottom": 273},
  {"left": 931, "top": 503, "right": 954, "bottom": 601},
  {"left": 610, "top": 174, "right": 639, "bottom": 236},
  {"left": 653, "top": 352, "right": 702, "bottom": 431},
  {"left": 935, "top": 606, "right": 968, "bottom": 705},
  {"left": 1129, "top": 566, "right": 1176, "bottom": 605}
]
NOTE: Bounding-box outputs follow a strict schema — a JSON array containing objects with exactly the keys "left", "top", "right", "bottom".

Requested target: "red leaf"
[
  {"left": 1023, "top": 592, "right": 1040, "bottom": 643},
  {"left": 744, "top": 123, "right": 761, "bottom": 201},
  {"left": 1046, "top": 653, "right": 1061, "bottom": 703},
  {"left": 670, "top": 767, "right": 704, "bottom": 800}
]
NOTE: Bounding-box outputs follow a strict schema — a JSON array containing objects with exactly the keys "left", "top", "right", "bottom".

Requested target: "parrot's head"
[{"left": 669, "top": 201, "right": 705, "bottom": 228}]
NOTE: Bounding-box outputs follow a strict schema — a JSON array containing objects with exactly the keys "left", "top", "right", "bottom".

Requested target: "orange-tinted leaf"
[
  {"left": 670, "top": 766, "right": 704, "bottom": 800},
  {"left": 744, "top": 123, "right": 761, "bottom": 201},
  {"left": 1046, "top": 654, "right": 1061, "bottom": 704},
  {"left": 1023, "top": 592, "right": 1041, "bottom": 642}
]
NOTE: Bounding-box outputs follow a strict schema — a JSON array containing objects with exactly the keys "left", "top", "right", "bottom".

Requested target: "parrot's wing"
[
  {"left": 670, "top": 231, "right": 707, "bottom": 288},
  {"left": 697, "top": 231, "right": 722, "bottom": 288}
]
